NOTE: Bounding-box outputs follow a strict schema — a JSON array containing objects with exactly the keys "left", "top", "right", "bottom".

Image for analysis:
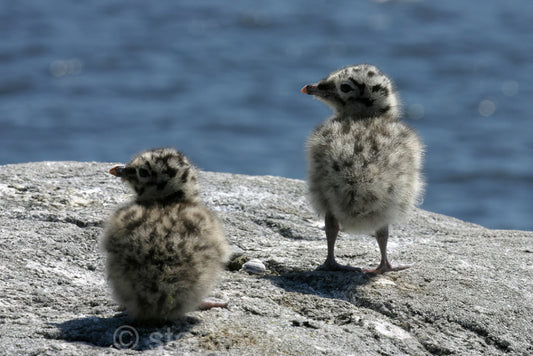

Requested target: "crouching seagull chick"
[
  {"left": 101, "top": 148, "right": 230, "bottom": 323},
  {"left": 301, "top": 64, "right": 424, "bottom": 273}
]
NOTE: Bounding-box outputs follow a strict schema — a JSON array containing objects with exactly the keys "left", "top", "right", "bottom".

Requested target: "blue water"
[{"left": 1, "top": 0, "right": 532, "bottom": 230}]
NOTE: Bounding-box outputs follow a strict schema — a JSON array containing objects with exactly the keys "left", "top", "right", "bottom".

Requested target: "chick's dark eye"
[
  {"left": 340, "top": 84, "right": 353, "bottom": 93},
  {"left": 138, "top": 168, "right": 150, "bottom": 178}
]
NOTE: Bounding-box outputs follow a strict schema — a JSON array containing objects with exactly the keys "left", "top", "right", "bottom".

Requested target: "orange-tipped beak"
[
  {"left": 109, "top": 165, "right": 125, "bottom": 177},
  {"left": 301, "top": 84, "right": 317, "bottom": 95}
]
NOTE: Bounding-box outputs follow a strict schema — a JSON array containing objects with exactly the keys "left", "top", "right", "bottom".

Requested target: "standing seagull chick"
[
  {"left": 302, "top": 64, "right": 424, "bottom": 273},
  {"left": 101, "top": 148, "right": 230, "bottom": 323}
]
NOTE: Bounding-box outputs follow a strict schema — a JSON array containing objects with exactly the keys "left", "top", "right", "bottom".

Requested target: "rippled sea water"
[{"left": 1, "top": 0, "right": 532, "bottom": 230}]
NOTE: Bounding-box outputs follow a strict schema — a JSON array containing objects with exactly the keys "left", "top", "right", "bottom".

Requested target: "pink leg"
[
  {"left": 198, "top": 297, "right": 228, "bottom": 310},
  {"left": 364, "top": 225, "right": 411, "bottom": 274},
  {"left": 316, "top": 212, "right": 362, "bottom": 272}
]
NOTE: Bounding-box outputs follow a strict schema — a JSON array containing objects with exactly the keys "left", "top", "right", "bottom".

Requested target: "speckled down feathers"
[
  {"left": 307, "top": 118, "right": 423, "bottom": 232},
  {"left": 121, "top": 148, "right": 200, "bottom": 204},
  {"left": 306, "top": 64, "right": 424, "bottom": 232},
  {"left": 101, "top": 148, "right": 229, "bottom": 323}
]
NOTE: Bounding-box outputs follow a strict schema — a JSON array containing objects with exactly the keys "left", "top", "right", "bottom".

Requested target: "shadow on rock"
[
  {"left": 264, "top": 259, "right": 374, "bottom": 299},
  {"left": 47, "top": 313, "right": 199, "bottom": 351}
]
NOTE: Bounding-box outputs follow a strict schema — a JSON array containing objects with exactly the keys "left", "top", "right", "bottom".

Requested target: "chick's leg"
[
  {"left": 199, "top": 297, "right": 228, "bottom": 310},
  {"left": 364, "top": 225, "right": 411, "bottom": 274},
  {"left": 316, "top": 212, "right": 361, "bottom": 272}
]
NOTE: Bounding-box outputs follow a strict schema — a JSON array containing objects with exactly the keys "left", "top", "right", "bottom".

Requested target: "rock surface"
[{"left": 1, "top": 161, "right": 532, "bottom": 355}]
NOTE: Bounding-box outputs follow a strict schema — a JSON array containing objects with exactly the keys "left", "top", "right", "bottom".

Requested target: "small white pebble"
[{"left": 242, "top": 259, "right": 266, "bottom": 275}]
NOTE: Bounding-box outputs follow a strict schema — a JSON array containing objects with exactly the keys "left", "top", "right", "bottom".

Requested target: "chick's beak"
[
  {"left": 301, "top": 84, "right": 318, "bottom": 95},
  {"left": 109, "top": 165, "right": 125, "bottom": 177}
]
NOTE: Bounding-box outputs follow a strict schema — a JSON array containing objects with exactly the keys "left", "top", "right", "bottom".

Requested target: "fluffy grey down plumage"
[
  {"left": 302, "top": 64, "right": 424, "bottom": 273},
  {"left": 101, "top": 148, "right": 229, "bottom": 323}
]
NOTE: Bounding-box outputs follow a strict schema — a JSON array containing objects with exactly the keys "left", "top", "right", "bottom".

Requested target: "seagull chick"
[
  {"left": 101, "top": 148, "right": 229, "bottom": 323},
  {"left": 302, "top": 64, "right": 424, "bottom": 273}
]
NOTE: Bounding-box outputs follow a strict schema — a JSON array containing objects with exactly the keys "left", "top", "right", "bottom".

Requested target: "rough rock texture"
[{"left": 1, "top": 161, "right": 532, "bottom": 355}]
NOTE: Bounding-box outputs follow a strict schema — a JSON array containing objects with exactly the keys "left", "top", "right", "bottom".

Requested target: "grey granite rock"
[{"left": 0, "top": 161, "right": 532, "bottom": 355}]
